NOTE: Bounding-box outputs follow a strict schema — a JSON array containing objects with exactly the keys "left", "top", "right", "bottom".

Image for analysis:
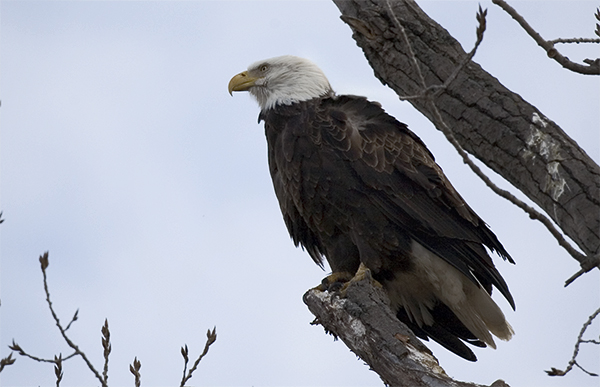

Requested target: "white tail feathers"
[
  {"left": 385, "top": 241, "right": 514, "bottom": 349},
  {"left": 453, "top": 276, "right": 514, "bottom": 349}
]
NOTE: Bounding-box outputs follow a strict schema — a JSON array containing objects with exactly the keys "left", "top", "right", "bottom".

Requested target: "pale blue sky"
[{"left": 1, "top": 1, "right": 599, "bottom": 386}]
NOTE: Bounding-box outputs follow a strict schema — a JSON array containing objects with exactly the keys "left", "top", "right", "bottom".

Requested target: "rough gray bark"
[
  {"left": 331, "top": 0, "right": 600, "bottom": 265},
  {"left": 303, "top": 275, "right": 510, "bottom": 387}
]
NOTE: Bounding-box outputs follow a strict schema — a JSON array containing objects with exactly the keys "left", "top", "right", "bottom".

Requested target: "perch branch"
[{"left": 304, "top": 273, "right": 510, "bottom": 387}]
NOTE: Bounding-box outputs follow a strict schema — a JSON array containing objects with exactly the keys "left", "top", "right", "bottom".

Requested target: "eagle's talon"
[
  {"left": 315, "top": 271, "right": 354, "bottom": 292},
  {"left": 327, "top": 281, "right": 345, "bottom": 293},
  {"left": 316, "top": 264, "right": 380, "bottom": 295}
]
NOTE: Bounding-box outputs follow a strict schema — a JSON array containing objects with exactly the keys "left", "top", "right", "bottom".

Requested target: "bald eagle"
[{"left": 229, "top": 55, "right": 514, "bottom": 361}]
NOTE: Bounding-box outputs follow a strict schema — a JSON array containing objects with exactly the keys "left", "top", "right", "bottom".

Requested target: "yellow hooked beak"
[{"left": 228, "top": 71, "right": 260, "bottom": 95}]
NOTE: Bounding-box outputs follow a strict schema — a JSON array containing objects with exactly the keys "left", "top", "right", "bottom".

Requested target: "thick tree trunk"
[{"left": 332, "top": 0, "right": 600, "bottom": 262}]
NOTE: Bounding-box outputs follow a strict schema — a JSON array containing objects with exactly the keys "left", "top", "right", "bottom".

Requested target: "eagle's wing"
[
  {"left": 261, "top": 105, "right": 330, "bottom": 269},
  {"left": 318, "top": 95, "right": 515, "bottom": 308}
]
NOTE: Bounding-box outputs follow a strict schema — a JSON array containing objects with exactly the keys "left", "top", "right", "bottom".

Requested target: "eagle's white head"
[{"left": 228, "top": 55, "right": 334, "bottom": 111}]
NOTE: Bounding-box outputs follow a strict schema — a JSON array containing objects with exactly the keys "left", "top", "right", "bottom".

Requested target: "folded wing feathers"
[{"left": 320, "top": 96, "right": 515, "bottom": 348}]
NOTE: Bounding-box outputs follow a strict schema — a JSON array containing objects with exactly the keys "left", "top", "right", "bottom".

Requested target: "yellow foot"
[
  {"left": 314, "top": 271, "right": 354, "bottom": 292},
  {"left": 339, "top": 263, "right": 383, "bottom": 294},
  {"left": 315, "top": 263, "right": 382, "bottom": 294}
]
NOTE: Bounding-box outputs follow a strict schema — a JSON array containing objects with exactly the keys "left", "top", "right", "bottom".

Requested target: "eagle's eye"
[{"left": 260, "top": 64, "right": 269, "bottom": 72}]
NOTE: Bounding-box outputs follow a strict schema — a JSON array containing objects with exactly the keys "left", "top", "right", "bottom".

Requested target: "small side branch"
[
  {"left": 54, "top": 354, "right": 63, "bottom": 387},
  {"left": 550, "top": 37, "right": 600, "bottom": 45},
  {"left": 179, "top": 327, "right": 217, "bottom": 387},
  {"left": 492, "top": 0, "right": 600, "bottom": 75},
  {"left": 101, "top": 319, "right": 111, "bottom": 386},
  {"left": 395, "top": 4, "right": 488, "bottom": 101},
  {"left": 130, "top": 357, "right": 142, "bottom": 387},
  {"left": 546, "top": 307, "right": 600, "bottom": 377},
  {"left": 12, "top": 253, "right": 108, "bottom": 386},
  {"left": 0, "top": 353, "right": 16, "bottom": 373},
  {"left": 9, "top": 340, "right": 77, "bottom": 364}
]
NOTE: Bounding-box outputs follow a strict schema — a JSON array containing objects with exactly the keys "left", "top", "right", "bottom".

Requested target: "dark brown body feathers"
[{"left": 260, "top": 95, "right": 514, "bottom": 361}]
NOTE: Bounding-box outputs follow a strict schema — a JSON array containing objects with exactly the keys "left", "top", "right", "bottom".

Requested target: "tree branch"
[
  {"left": 546, "top": 307, "right": 600, "bottom": 377},
  {"left": 0, "top": 353, "right": 16, "bottom": 373},
  {"left": 9, "top": 340, "right": 77, "bottom": 364},
  {"left": 38, "top": 252, "right": 107, "bottom": 386},
  {"left": 130, "top": 357, "right": 142, "bottom": 387},
  {"left": 179, "top": 327, "right": 217, "bottom": 387},
  {"left": 492, "top": 0, "right": 600, "bottom": 75},
  {"left": 549, "top": 37, "right": 600, "bottom": 45}
]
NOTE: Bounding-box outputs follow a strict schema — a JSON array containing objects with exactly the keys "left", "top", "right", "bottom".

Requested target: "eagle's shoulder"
[
  {"left": 317, "top": 95, "right": 468, "bottom": 216},
  {"left": 323, "top": 94, "right": 434, "bottom": 158}
]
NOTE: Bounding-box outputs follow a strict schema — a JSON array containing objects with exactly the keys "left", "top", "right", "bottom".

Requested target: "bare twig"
[
  {"left": 492, "top": 0, "right": 600, "bottom": 75},
  {"left": 38, "top": 252, "right": 107, "bottom": 386},
  {"left": 549, "top": 37, "right": 600, "bottom": 44},
  {"left": 438, "top": 5, "right": 488, "bottom": 93},
  {"left": 546, "top": 307, "right": 600, "bottom": 377},
  {"left": 594, "top": 7, "right": 600, "bottom": 36},
  {"left": 0, "top": 353, "right": 16, "bottom": 372},
  {"left": 11, "top": 346, "right": 72, "bottom": 363},
  {"left": 9, "top": 340, "right": 77, "bottom": 364},
  {"left": 130, "top": 357, "right": 142, "bottom": 387},
  {"left": 54, "top": 354, "right": 63, "bottom": 387},
  {"left": 564, "top": 254, "right": 600, "bottom": 287},
  {"left": 64, "top": 309, "right": 79, "bottom": 332},
  {"left": 180, "top": 344, "right": 190, "bottom": 385},
  {"left": 397, "top": 4, "right": 487, "bottom": 101},
  {"left": 179, "top": 327, "right": 217, "bottom": 387},
  {"left": 384, "top": 0, "right": 427, "bottom": 88},
  {"left": 101, "top": 319, "right": 111, "bottom": 385}
]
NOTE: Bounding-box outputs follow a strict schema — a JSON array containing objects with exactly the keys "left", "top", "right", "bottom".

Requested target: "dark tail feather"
[{"left": 396, "top": 306, "right": 487, "bottom": 362}]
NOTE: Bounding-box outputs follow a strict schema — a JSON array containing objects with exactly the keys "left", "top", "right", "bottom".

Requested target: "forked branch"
[
  {"left": 546, "top": 307, "right": 600, "bottom": 378},
  {"left": 492, "top": 0, "right": 600, "bottom": 75},
  {"left": 8, "top": 251, "right": 217, "bottom": 386}
]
